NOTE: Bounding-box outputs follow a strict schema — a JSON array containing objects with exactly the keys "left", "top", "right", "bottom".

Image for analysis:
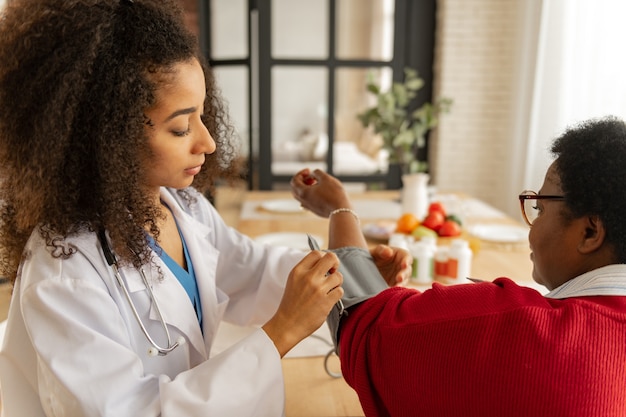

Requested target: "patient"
[{"left": 290, "top": 116, "right": 626, "bottom": 417}]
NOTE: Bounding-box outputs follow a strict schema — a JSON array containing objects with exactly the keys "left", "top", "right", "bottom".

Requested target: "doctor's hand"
[{"left": 262, "top": 250, "right": 343, "bottom": 358}]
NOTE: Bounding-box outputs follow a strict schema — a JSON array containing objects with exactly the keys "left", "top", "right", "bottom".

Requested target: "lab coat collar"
[
  {"left": 120, "top": 189, "right": 219, "bottom": 359},
  {"left": 160, "top": 189, "right": 227, "bottom": 355}
]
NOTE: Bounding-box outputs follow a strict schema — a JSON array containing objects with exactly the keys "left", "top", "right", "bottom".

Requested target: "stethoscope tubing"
[{"left": 98, "top": 229, "right": 182, "bottom": 356}]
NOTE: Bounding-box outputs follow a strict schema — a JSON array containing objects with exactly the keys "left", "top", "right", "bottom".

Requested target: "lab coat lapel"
[
  {"left": 123, "top": 264, "right": 207, "bottom": 358},
  {"left": 160, "top": 191, "right": 227, "bottom": 355},
  {"left": 176, "top": 216, "right": 225, "bottom": 355}
]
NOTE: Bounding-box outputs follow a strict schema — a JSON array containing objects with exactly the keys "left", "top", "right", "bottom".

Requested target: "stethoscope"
[{"left": 98, "top": 229, "right": 184, "bottom": 357}]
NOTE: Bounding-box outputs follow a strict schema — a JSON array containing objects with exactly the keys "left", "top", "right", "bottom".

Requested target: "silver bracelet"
[{"left": 329, "top": 208, "right": 360, "bottom": 225}]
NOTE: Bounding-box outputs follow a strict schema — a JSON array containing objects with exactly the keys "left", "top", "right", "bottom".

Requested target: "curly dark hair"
[
  {"left": 551, "top": 116, "right": 626, "bottom": 262},
  {"left": 0, "top": 0, "right": 242, "bottom": 284}
]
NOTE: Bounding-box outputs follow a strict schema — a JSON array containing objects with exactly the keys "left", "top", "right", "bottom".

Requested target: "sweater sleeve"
[{"left": 337, "top": 280, "right": 626, "bottom": 417}]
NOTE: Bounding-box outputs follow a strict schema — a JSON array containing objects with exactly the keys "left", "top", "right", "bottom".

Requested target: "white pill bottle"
[
  {"left": 447, "top": 239, "right": 472, "bottom": 283},
  {"left": 410, "top": 240, "right": 435, "bottom": 284}
]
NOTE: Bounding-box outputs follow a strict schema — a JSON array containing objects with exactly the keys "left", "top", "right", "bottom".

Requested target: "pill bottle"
[
  {"left": 447, "top": 239, "right": 472, "bottom": 283},
  {"left": 434, "top": 246, "right": 449, "bottom": 280},
  {"left": 410, "top": 241, "right": 434, "bottom": 284},
  {"left": 388, "top": 233, "right": 411, "bottom": 251},
  {"left": 420, "top": 236, "right": 437, "bottom": 253}
]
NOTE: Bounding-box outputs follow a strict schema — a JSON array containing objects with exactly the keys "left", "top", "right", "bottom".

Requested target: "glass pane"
[
  {"left": 336, "top": 0, "right": 395, "bottom": 61},
  {"left": 213, "top": 67, "right": 250, "bottom": 157},
  {"left": 334, "top": 67, "right": 392, "bottom": 174},
  {"left": 210, "top": 0, "right": 248, "bottom": 59},
  {"left": 272, "top": 0, "right": 328, "bottom": 59},
  {"left": 272, "top": 67, "right": 328, "bottom": 176}
]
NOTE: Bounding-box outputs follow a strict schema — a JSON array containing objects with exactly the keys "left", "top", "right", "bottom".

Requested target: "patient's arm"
[
  {"left": 290, "top": 169, "right": 393, "bottom": 350},
  {"left": 291, "top": 168, "right": 411, "bottom": 287}
]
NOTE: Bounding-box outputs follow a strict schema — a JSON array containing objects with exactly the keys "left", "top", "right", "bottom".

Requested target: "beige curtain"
[{"left": 505, "top": 0, "right": 626, "bottom": 216}]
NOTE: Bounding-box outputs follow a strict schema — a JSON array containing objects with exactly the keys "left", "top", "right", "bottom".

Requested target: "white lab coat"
[{"left": 0, "top": 187, "right": 305, "bottom": 416}]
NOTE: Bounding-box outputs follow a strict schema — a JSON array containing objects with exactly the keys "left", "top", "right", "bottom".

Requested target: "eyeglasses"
[{"left": 518, "top": 190, "right": 565, "bottom": 226}]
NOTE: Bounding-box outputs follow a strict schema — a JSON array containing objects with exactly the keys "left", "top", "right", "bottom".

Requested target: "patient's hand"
[
  {"left": 370, "top": 244, "right": 412, "bottom": 286},
  {"left": 290, "top": 168, "right": 351, "bottom": 218}
]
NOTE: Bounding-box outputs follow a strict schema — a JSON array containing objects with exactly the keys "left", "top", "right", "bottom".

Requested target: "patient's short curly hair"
[
  {"left": 0, "top": 0, "right": 241, "bottom": 283},
  {"left": 551, "top": 116, "right": 626, "bottom": 262}
]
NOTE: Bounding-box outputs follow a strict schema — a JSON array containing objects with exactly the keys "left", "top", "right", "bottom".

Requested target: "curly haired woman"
[{"left": 0, "top": 1, "right": 411, "bottom": 415}]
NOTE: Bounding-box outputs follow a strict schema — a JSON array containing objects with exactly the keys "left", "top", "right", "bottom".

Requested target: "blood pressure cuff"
[{"left": 325, "top": 247, "right": 388, "bottom": 354}]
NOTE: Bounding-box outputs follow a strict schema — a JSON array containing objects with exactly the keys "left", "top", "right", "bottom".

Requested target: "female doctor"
[{"left": 0, "top": 1, "right": 411, "bottom": 416}]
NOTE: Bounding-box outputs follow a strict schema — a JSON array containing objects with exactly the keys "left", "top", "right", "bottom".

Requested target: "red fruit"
[
  {"left": 428, "top": 201, "right": 447, "bottom": 217},
  {"left": 438, "top": 220, "right": 462, "bottom": 237},
  {"left": 421, "top": 211, "right": 445, "bottom": 232}
]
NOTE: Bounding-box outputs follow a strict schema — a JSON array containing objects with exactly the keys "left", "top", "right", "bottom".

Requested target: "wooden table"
[{"left": 233, "top": 189, "right": 536, "bottom": 417}]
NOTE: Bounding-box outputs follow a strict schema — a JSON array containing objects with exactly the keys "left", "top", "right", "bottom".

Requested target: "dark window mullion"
[
  {"left": 326, "top": 0, "right": 337, "bottom": 176},
  {"left": 198, "top": 0, "right": 210, "bottom": 58},
  {"left": 247, "top": 0, "right": 255, "bottom": 188},
  {"left": 257, "top": 0, "right": 273, "bottom": 189}
]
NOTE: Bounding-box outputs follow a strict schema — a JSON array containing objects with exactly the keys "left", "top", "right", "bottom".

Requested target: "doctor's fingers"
[
  {"left": 296, "top": 250, "right": 340, "bottom": 277},
  {"left": 290, "top": 251, "right": 343, "bottom": 297},
  {"left": 325, "top": 276, "right": 344, "bottom": 305},
  {"left": 323, "top": 268, "right": 343, "bottom": 295},
  {"left": 313, "top": 252, "right": 344, "bottom": 294}
]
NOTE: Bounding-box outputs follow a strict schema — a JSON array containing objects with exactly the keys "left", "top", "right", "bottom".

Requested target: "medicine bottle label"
[
  {"left": 435, "top": 259, "right": 448, "bottom": 277},
  {"left": 448, "top": 259, "right": 458, "bottom": 278}
]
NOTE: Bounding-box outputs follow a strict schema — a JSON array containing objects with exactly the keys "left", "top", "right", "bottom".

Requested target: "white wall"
[{"left": 433, "top": 0, "right": 626, "bottom": 221}]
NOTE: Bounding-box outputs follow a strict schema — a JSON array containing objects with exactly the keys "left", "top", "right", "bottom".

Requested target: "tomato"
[
  {"left": 438, "top": 219, "right": 462, "bottom": 237},
  {"left": 421, "top": 211, "right": 445, "bottom": 232},
  {"left": 428, "top": 201, "right": 447, "bottom": 217},
  {"left": 395, "top": 213, "right": 420, "bottom": 234}
]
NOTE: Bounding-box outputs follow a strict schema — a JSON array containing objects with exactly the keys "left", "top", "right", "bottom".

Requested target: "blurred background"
[
  {"left": 3, "top": 0, "right": 626, "bottom": 220},
  {"left": 176, "top": 0, "right": 626, "bottom": 219}
]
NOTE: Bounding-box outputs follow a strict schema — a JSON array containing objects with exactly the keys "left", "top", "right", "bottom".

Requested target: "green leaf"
[
  {"left": 366, "top": 83, "right": 380, "bottom": 95},
  {"left": 446, "top": 214, "right": 463, "bottom": 226},
  {"left": 358, "top": 67, "right": 453, "bottom": 174},
  {"left": 392, "top": 129, "right": 415, "bottom": 148},
  {"left": 403, "top": 67, "right": 418, "bottom": 80},
  {"left": 407, "top": 160, "right": 420, "bottom": 174},
  {"left": 405, "top": 77, "right": 424, "bottom": 92}
]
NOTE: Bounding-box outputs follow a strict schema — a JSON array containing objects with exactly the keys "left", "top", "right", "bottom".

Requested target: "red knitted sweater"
[{"left": 339, "top": 278, "right": 626, "bottom": 417}]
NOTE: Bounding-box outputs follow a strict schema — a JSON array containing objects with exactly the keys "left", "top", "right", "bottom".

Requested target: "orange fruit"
[{"left": 395, "top": 213, "right": 420, "bottom": 234}]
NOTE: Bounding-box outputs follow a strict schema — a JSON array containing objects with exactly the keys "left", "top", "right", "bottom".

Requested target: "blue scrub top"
[{"left": 147, "top": 230, "right": 203, "bottom": 329}]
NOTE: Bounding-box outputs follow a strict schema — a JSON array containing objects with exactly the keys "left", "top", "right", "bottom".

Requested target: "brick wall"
[
  {"left": 431, "top": 0, "right": 529, "bottom": 218},
  {"left": 178, "top": 0, "right": 200, "bottom": 37}
]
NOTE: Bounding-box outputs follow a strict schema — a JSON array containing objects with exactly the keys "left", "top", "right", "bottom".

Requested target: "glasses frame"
[{"left": 518, "top": 190, "right": 565, "bottom": 226}]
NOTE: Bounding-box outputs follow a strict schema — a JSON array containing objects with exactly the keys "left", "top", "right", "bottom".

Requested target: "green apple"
[{"left": 411, "top": 225, "right": 438, "bottom": 240}]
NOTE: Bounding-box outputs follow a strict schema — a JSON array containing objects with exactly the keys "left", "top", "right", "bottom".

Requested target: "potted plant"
[
  {"left": 357, "top": 67, "right": 452, "bottom": 174},
  {"left": 357, "top": 68, "right": 452, "bottom": 217}
]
